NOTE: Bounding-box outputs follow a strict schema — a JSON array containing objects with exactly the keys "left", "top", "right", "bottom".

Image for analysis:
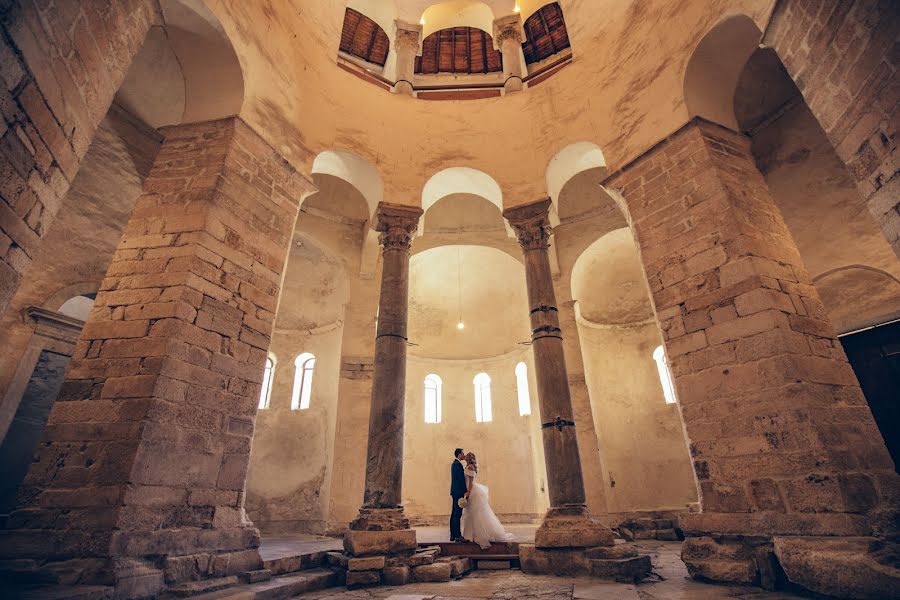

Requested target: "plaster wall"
[
  {"left": 402, "top": 349, "right": 549, "bottom": 523},
  {"left": 245, "top": 208, "right": 359, "bottom": 534},
  {"left": 579, "top": 321, "right": 698, "bottom": 514}
]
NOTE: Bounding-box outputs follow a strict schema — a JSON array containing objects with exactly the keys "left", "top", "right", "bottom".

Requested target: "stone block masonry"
[
  {"left": 0, "top": 117, "right": 313, "bottom": 598},
  {"left": 604, "top": 117, "right": 898, "bottom": 585},
  {"left": 0, "top": 0, "right": 162, "bottom": 318},
  {"left": 764, "top": 0, "right": 900, "bottom": 257}
]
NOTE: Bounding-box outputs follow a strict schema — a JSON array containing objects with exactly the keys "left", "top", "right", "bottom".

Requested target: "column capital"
[
  {"left": 493, "top": 14, "right": 524, "bottom": 48},
  {"left": 393, "top": 20, "right": 422, "bottom": 53},
  {"left": 375, "top": 202, "right": 424, "bottom": 251},
  {"left": 503, "top": 198, "right": 553, "bottom": 250}
]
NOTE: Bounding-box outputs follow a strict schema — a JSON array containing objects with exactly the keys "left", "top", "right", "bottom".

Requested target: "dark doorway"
[{"left": 840, "top": 321, "right": 900, "bottom": 473}]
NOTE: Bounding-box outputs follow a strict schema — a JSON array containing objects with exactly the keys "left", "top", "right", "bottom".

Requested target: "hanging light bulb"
[{"left": 457, "top": 320, "right": 465, "bottom": 330}]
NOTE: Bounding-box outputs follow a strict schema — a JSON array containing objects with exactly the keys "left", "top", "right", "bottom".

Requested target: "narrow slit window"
[
  {"left": 515, "top": 361, "right": 531, "bottom": 416},
  {"left": 474, "top": 372, "right": 492, "bottom": 422},
  {"left": 258, "top": 355, "right": 276, "bottom": 409},
  {"left": 424, "top": 374, "right": 442, "bottom": 424},
  {"left": 653, "top": 345, "right": 677, "bottom": 405},
  {"left": 291, "top": 353, "right": 316, "bottom": 410}
]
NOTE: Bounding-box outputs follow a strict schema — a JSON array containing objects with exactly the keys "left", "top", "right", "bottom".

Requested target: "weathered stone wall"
[
  {"left": 0, "top": 117, "right": 310, "bottom": 593},
  {"left": 0, "top": 106, "right": 161, "bottom": 432},
  {"left": 0, "top": 0, "right": 160, "bottom": 317},
  {"left": 605, "top": 118, "right": 896, "bottom": 538},
  {"left": 764, "top": 0, "right": 899, "bottom": 257},
  {"left": 402, "top": 351, "right": 549, "bottom": 523}
]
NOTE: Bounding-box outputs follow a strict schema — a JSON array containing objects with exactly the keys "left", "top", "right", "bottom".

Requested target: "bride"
[{"left": 460, "top": 452, "right": 514, "bottom": 549}]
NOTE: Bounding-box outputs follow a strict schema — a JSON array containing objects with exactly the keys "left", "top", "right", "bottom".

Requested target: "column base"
[
  {"left": 344, "top": 507, "right": 417, "bottom": 557},
  {"left": 535, "top": 505, "right": 615, "bottom": 549}
]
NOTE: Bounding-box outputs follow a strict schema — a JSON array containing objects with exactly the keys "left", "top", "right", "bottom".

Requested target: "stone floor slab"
[{"left": 573, "top": 581, "right": 639, "bottom": 599}]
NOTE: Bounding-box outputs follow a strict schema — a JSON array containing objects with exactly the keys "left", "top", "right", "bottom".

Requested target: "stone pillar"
[
  {"left": 605, "top": 117, "right": 898, "bottom": 592},
  {"left": 493, "top": 15, "right": 527, "bottom": 93},
  {"left": 503, "top": 199, "right": 612, "bottom": 548},
  {"left": 556, "top": 298, "right": 610, "bottom": 517},
  {"left": 392, "top": 21, "right": 422, "bottom": 96},
  {"left": 0, "top": 117, "right": 309, "bottom": 597},
  {"left": 345, "top": 203, "right": 422, "bottom": 556}
]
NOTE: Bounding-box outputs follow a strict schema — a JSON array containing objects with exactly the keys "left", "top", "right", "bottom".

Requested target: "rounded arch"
[
  {"left": 422, "top": 167, "right": 503, "bottom": 214},
  {"left": 421, "top": 1, "right": 495, "bottom": 38},
  {"left": 115, "top": 0, "right": 245, "bottom": 128},
  {"left": 312, "top": 149, "right": 384, "bottom": 220},
  {"left": 518, "top": 0, "right": 561, "bottom": 21},
  {"left": 546, "top": 142, "right": 607, "bottom": 210},
  {"left": 683, "top": 14, "right": 763, "bottom": 130},
  {"left": 43, "top": 282, "right": 100, "bottom": 313},
  {"left": 346, "top": 0, "right": 398, "bottom": 45}
]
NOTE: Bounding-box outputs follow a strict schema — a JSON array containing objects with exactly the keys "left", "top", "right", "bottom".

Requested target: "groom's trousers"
[{"left": 450, "top": 495, "right": 463, "bottom": 540}]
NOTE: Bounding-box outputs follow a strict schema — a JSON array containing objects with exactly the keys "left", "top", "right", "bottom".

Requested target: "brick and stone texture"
[
  {"left": 764, "top": 0, "right": 899, "bottom": 257},
  {"left": 605, "top": 118, "right": 898, "bottom": 581},
  {"left": 0, "top": 1, "right": 161, "bottom": 318},
  {"left": 0, "top": 117, "right": 310, "bottom": 596}
]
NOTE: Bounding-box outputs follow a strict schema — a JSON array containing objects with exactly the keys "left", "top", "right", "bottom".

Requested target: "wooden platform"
[{"left": 428, "top": 541, "right": 521, "bottom": 568}]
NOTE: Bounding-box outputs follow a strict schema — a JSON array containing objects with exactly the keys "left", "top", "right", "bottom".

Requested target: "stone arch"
[
  {"left": 346, "top": 0, "right": 399, "bottom": 47},
  {"left": 683, "top": 14, "right": 762, "bottom": 131},
  {"left": 421, "top": 167, "right": 513, "bottom": 237},
  {"left": 42, "top": 282, "right": 101, "bottom": 314},
  {"left": 115, "top": 0, "right": 245, "bottom": 128},
  {"left": 545, "top": 142, "right": 608, "bottom": 213},
  {"left": 311, "top": 150, "right": 385, "bottom": 221},
  {"left": 420, "top": 1, "right": 496, "bottom": 38}
]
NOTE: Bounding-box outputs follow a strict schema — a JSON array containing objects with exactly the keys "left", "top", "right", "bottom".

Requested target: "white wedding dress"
[{"left": 460, "top": 467, "right": 513, "bottom": 549}]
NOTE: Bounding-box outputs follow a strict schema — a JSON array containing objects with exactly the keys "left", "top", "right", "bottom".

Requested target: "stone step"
[
  {"left": 431, "top": 541, "right": 519, "bottom": 556},
  {"left": 262, "top": 550, "right": 329, "bottom": 576},
  {"left": 241, "top": 569, "right": 272, "bottom": 583},
  {"left": 476, "top": 560, "right": 512, "bottom": 570},
  {"left": 589, "top": 556, "right": 653, "bottom": 583},
  {"left": 0, "top": 584, "right": 113, "bottom": 600},
  {"left": 164, "top": 568, "right": 338, "bottom": 600},
  {"left": 166, "top": 576, "right": 239, "bottom": 597}
]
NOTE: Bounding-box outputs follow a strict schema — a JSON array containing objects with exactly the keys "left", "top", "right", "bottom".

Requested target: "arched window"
[
  {"left": 291, "top": 353, "right": 316, "bottom": 410},
  {"left": 339, "top": 8, "right": 390, "bottom": 66},
  {"left": 258, "top": 354, "right": 276, "bottom": 409},
  {"left": 416, "top": 27, "right": 503, "bottom": 74},
  {"left": 653, "top": 346, "right": 677, "bottom": 405},
  {"left": 515, "top": 362, "right": 531, "bottom": 416},
  {"left": 424, "top": 374, "right": 442, "bottom": 424},
  {"left": 473, "top": 373, "right": 492, "bottom": 422},
  {"left": 522, "top": 2, "right": 571, "bottom": 65}
]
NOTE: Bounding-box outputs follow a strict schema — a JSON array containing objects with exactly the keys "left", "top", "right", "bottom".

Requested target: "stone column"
[
  {"left": 0, "top": 117, "right": 309, "bottom": 597},
  {"left": 493, "top": 15, "right": 527, "bottom": 93},
  {"left": 503, "top": 199, "right": 612, "bottom": 548},
  {"left": 556, "top": 298, "right": 610, "bottom": 517},
  {"left": 345, "top": 203, "right": 422, "bottom": 556},
  {"left": 606, "top": 117, "right": 898, "bottom": 594},
  {"left": 392, "top": 21, "right": 422, "bottom": 96}
]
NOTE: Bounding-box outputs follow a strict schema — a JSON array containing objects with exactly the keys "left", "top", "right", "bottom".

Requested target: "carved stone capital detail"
[
  {"left": 503, "top": 198, "right": 554, "bottom": 251},
  {"left": 394, "top": 21, "right": 422, "bottom": 52},
  {"left": 493, "top": 14, "right": 524, "bottom": 47},
  {"left": 375, "top": 202, "right": 424, "bottom": 252}
]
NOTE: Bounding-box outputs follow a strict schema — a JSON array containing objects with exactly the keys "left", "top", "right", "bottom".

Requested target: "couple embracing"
[{"left": 449, "top": 448, "right": 513, "bottom": 549}]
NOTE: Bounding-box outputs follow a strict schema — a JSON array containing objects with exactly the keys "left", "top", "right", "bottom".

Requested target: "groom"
[{"left": 450, "top": 447, "right": 468, "bottom": 542}]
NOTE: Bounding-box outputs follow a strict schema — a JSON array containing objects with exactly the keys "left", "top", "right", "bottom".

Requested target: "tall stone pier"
[{"left": 344, "top": 203, "right": 422, "bottom": 561}]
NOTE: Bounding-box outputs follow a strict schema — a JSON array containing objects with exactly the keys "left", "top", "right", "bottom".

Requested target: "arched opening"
[
  {"left": 424, "top": 374, "right": 443, "bottom": 424},
  {"left": 339, "top": 8, "right": 391, "bottom": 67},
  {"left": 416, "top": 27, "right": 503, "bottom": 75},
  {"left": 258, "top": 354, "right": 277, "bottom": 410},
  {"left": 521, "top": 2, "right": 571, "bottom": 66}
]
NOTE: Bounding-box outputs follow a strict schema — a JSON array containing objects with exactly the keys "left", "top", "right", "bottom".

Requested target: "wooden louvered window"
[
  {"left": 339, "top": 8, "right": 390, "bottom": 66},
  {"left": 416, "top": 27, "right": 503, "bottom": 75},
  {"left": 522, "top": 2, "right": 571, "bottom": 65}
]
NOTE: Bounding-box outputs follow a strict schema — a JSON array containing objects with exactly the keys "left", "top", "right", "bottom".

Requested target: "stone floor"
[{"left": 259, "top": 528, "right": 809, "bottom": 599}]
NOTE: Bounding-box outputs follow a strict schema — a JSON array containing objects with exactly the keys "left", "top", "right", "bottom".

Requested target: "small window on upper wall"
[
  {"left": 424, "top": 374, "right": 442, "bottom": 424},
  {"left": 515, "top": 362, "right": 531, "bottom": 416},
  {"left": 652, "top": 346, "right": 677, "bottom": 405},
  {"left": 522, "top": 2, "right": 571, "bottom": 65},
  {"left": 474, "top": 372, "right": 492, "bottom": 422},
  {"left": 291, "top": 353, "right": 316, "bottom": 410},
  {"left": 258, "top": 355, "right": 276, "bottom": 409}
]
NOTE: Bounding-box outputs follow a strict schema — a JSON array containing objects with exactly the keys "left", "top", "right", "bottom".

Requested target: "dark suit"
[{"left": 450, "top": 459, "right": 467, "bottom": 540}]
